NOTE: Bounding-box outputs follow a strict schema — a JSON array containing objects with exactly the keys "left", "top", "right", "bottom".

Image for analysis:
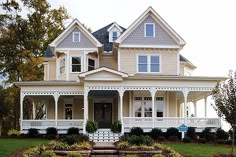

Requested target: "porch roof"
[{"left": 14, "top": 80, "right": 82, "bottom": 87}]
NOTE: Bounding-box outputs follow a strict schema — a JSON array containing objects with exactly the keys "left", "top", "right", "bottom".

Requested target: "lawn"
[
  {"left": 0, "top": 138, "right": 49, "bottom": 157},
  {"left": 166, "top": 143, "right": 236, "bottom": 157}
]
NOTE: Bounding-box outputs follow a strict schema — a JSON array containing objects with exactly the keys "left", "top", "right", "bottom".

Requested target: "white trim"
[
  {"left": 107, "top": 22, "right": 123, "bottom": 32},
  {"left": 144, "top": 23, "right": 155, "bottom": 37},
  {"left": 167, "top": 91, "right": 169, "bottom": 117},
  {"left": 66, "top": 51, "right": 69, "bottom": 80},
  {"left": 72, "top": 32, "right": 80, "bottom": 42},
  {"left": 177, "top": 52, "right": 180, "bottom": 75},
  {"left": 118, "top": 50, "right": 120, "bottom": 71},
  {"left": 55, "top": 48, "right": 98, "bottom": 51},
  {"left": 87, "top": 56, "right": 96, "bottom": 71},
  {"left": 70, "top": 55, "right": 83, "bottom": 73},
  {"left": 119, "top": 44, "right": 180, "bottom": 49},
  {"left": 136, "top": 54, "right": 161, "bottom": 73}
]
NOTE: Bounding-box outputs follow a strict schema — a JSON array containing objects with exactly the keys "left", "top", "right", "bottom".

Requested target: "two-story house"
[{"left": 15, "top": 7, "right": 225, "bottom": 140}]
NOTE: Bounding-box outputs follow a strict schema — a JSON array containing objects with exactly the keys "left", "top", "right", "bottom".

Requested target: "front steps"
[
  {"left": 88, "top": 129, "right": 120, "bottom": 142},
  {"left": 91, "top": 142, "right": 118, "bottom": 156}
]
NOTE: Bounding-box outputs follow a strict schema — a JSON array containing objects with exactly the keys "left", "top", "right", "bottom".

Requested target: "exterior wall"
[
  {"left": 47, "top": 99, "right": 55, "bottom": 119},
  {"left": 123, "top": 91, "right": 129, "bottom": 117},
  {"left": 179, "top": 63, "right": 185, "bottom": 76},
  {"left": 122, "top": 15, "right": 177, "bottom": 46},
  {"left": 120, "top": 48, "right": 178, "bottom": 75},
  {"left": 57, "top": 27, "right": 96, "bottom": 48},
  {"left": 168, "top": 92, "right": 177, "bottom": 117},
  {"left": 99, "top": 53, "right": 118, "bottom": 70}
]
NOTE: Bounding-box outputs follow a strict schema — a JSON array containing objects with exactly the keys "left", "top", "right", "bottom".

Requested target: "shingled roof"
[
  {"left": 92, "top": 23, "right": 126, "bottom": 52},
  {"left": 44, "top": 46, "right": 54, "bottom": 57}
]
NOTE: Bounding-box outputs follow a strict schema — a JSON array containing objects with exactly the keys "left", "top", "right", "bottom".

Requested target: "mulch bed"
[{"left": 9, "top": 149, "right": 25, "bottom": 157}]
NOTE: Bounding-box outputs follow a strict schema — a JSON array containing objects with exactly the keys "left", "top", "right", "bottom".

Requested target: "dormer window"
[
  {"left": 145, "top": 23, "right": 155, "bottom": 37},
  {"left": 73, "top": 32, "right": 80, "bottom": 42},
  {"left": 112, "top": 31, "right": 118, "bottom": 41}
]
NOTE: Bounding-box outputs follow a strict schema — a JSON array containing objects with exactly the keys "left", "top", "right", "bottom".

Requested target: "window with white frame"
[
  {"left": 155, "top": 97, "right": 164, "bottom": 117},
  {"left": 138, "top": 55, "right": 160, "bottom": 73},
  {"left": 144, "top": 97, "right": 152, "bottom": 117},
  {"left": 88, "top": 58, "right": 95, "bottom": 71},
  {"left": 145, "top": 23, "right": 155, "bottom": 37},
  {"left": 112, "top": 31, "right": 118, "bottom": 41},
  {"left": 71, "top": 56, "right": 81, "bottom": 72},
  {"left": 59, "top": 58, "right": 65, "bottom": 74},
  {"left": 134, "top": 97, "right": 142, "bottom": 117},
  {"left": 65, "top": 104, "right": 73, "bottom": 119},
  {"left": 73, "top": 32, "right": 80, "bottom": 42}
]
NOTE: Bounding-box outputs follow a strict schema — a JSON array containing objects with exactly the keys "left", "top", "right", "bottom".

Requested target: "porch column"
[
  {"left": 32, "top": 99, "right": 36, "bottom": 119},
  {"left": 150, "top": 89, "right": 157, "bottom": 128},
  {"left": 204, "top": 96, "right": 207, "bottom": 117},
  {"left": 53, "top": 93, "right": 59, "bottom": 127},
  {"left": 119, "top": 89, "right": 125, "bottom": 134},
  {"left": 83, "top": 90, "right": 89, "bottom": 134},
  {"left": 193, "top": 100, "right": 197, "bottom": 117},
  {"left": 182, "top": 88, "right": 189, "bottom": 139},
  {"left": 129, "top": 91, "right": 132, "bottom": 117},
  {"left": 20, "top": 92, "right": 25, "bottom": 132}
]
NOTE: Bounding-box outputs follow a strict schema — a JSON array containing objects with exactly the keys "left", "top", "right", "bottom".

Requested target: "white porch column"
[
  {"left": 119, "top": 88, "right": 125, "bottom": 134},
  {"left": 53, "top": 92, "right": 59, "bottom": 127},
  {"left": 150, "top": 89, "right": 157, "bottom": 128},
  {"left": 182, "top": 88, "right": 189, "bottom": 139},
  {"left": 83, "top": 89, "right": 89, "bottom": 134},
  {"left": 129, "top": 91, "right": 132, "bottom": 117},
  {"left": 193, "top": 100, "right": 197, "bottom": 117},
  {"left": 204, "top": 96, "right": 208, "bottom": 117},
  {"left": 32, "top": 100, "right": 36, "bottom": 120},
  {"left": 20, "top": 92, "right": 25, "bottom": 132}
]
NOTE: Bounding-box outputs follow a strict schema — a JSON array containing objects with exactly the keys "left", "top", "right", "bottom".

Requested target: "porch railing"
[
  {"left": 122, "top": 117, "right": 221, "bottom": 129},
  {"left": 21, "top": 119, "right": 84, "bottom": 130}
]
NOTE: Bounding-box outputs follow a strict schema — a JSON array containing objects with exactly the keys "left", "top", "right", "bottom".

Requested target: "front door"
[{"left": 94, "top": 103, "right": 112, "bottom": 128}]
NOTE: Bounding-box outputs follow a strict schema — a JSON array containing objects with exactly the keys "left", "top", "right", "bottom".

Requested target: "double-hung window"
[
  {"left": 65, "top": 104, "right": 73, "bottom": 119},
  {"left": 145, "top": 23, "right": 155, "bottom": 37},
  {"left": 59, "top": 58, "right": 65, "bottom": 74},
  {"left": 73, "top": 32, "right": 80, "bottom": 42},
  {"left": 71, "top": 56, "right": 81, "bottom": 72},
  {"left": 88, "top": 58, "right": 95, "bottom": 71},
  {"left": 138, "top": 55, "right": 160, "bottom": 73},
  {"left": 112, "top": 31, "right": 118, "bottom": 41}
]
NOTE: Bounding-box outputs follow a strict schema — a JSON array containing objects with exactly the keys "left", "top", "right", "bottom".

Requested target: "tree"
[
  {"left": 212, "top": 70, "right": 236, "bottom": 154},
  {"left": 0, "top": 86, "right": 8, "bottom": 136}
]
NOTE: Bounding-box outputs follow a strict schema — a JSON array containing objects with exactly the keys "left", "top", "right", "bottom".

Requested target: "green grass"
[
  {"left": 166, "top": 143, "right": 236, "bottom": 157},
  {"left": 0, "top": 138, "right": 49, "bottom": 157}
]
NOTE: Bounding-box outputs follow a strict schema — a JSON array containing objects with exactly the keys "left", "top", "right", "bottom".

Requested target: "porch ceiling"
[
  {"left": 177, "top": 91, "right": 211, "bottom": 103},
  {"left": 88, "top": 90, "right": 118, "bottom": 97}
]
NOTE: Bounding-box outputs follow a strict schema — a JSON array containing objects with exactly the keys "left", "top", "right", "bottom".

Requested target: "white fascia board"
[
  {"left": 107, "top": 22, "right": 123, "bottom": 32},
  {"left": 119, "top": 44, "right": 180, "bottom": 49}
]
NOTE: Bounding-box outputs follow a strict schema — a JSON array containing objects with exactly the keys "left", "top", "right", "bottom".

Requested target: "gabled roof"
[
  {"left": 180, "top": 54, "right": 196, "bottom": 69},
  {"left": 92, "top": 23, "right": 126, "bottom": 51},
  {"left": 78, "top": 66, "right": 128, "bottom": 78},
  {"left": 116, "top": 6, "right": 186, "bottom": 46},
  {"left": 49, "top": 19, "right": 102, "bottom": 48},
  {"left": 107, "top": 22, "right": 124, "bottom": 32}
]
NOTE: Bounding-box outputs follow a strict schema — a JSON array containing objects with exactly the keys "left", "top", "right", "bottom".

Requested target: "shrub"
[
  {"left": 23, "top": 145, "right": 46, "bottom": 157},
  {"left": 78, "top": 134, "right": 89, "bottom": 142},
  {"left": 41, "top": 150, "right": 57, "bottom": 157},
  {"left": 117, "top": 141, "right": 129, "bottom": 149},
  {"left": 67, "top": 127, "right": 79, "bottom": 135},
  {"left": 46, "top": 127, "right": 57, "bottom": 136},
  {"left": 157, "top": 136, "right": 166, "bottom": 142},
  {"left": 168, "top": 135, "right": 179, "bottom": 142},
  {"left": 48, "top": 141, "right": 69, "bottom": 150},
  {"left": 126, "top": 155, "right": 139, "bottom": 157},
  {"left": 70, "top": 141, "right": 92, "bottom": 150},
  {"left": 62, "top": 135, "right": 79, "bottom": 145},
  {"left": 67, "top": 152, "right": 82, "bottom": 157},
  {"left": 149, "top": 128, "right": 162, "bottom": 140},
  {"left": 201, "top": 127, "right": 215, "bottom": 141},
  {"left": 152, "top": 154, "right": 165, "bottom": 157},
  {"left": 120, "top": 135, "right": 129, "bottom": 141},
  {"left": 216, "top": 128, "right": 229, "bottom": 140},
  {"left": 182, "top": 136, "right": 191, "bottom": 143},
  {"left": 28, "top": 128, "right": 39, "bottom": 137},
  {"left": 7, "top": 129, "right": 20, "bottom": 137},
  {"left": 215, "top": 139, "right": 226, "bottom": 144},
  {"left": 143, "top": 135, "right": 154, "bottom": 146},
  {"left": 186, "top": 127, "right": 196, "bottom": 140},
  {"left": 111, "top": 120, "right": 121, "bottom": 133},
  {"left": 166, "top": 127, "right": 179, "bottom": 138},
  {"left": 198, "top": 138, "right": 206, "bottom": 143},
  {"left": 130, "top": 127, "right": 143, "bottom": 136},
  {"left": 229, "top": 129, "right": 236, "bottom": 140},
  {"left": 86, "top": 120, "right": 97, "bottom": 133},
  {"left": 127, "top": 135, "right": 154, "bottom": 146}
]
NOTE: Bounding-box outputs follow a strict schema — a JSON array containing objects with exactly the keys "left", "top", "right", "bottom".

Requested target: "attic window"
[
  {"left": 112, "top": 31, "right": 118, "bottom": 41},
  {"left": 73, "top": 32, "right": 80, "bottom": 42},
  {"left": 145, "top": 23, "right": 155, "bottom": 37}
]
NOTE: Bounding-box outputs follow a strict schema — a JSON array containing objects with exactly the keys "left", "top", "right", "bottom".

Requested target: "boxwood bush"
[
  {"left": 86, "top": 120, "right": 98, "bottom": 133},
  {"left": 216, "top": 128, "right": 229, "bottom": 140},
  {"left": 111, "top": 120, "right": 121, "bottom": 133},
  {"left": 28, "top": 128, "right": 39, "bottom": 137},
  {"left": 166, "top": 127, "right": 179, "bottom": 138},
  {"left": 67, "top": 127, "right": 79, "bottom": 135},
  {"left": 201, "top": 127, "right": 215, "bottom": 141},
  {"left": 149, "top": 128, "right": 162, "bottom": 140},
  {"left": 130, "top": 127, "right": 143, "bottom": 136},
  {"left": 186, "top": 127, "right": 196, "bottom": 140},
  {"left": 46, "top": 127, "right": 57, "bottom": 139}
]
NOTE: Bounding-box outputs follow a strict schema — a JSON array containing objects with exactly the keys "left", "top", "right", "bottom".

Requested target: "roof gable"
[
  {"left": 49, "top": 19, "right": 102, "bottom": 48},
  {"left": 107, "top": 22, "right": 123, "bottom": 32},
  {"left": 116, "top": 7, "right": 186, "bottom": 47}
]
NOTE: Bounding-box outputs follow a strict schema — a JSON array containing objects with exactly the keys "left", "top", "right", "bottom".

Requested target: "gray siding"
[
  {"left": 123, "top": 15, "right": 177, "bottom": 45},
  {"left": 57, "top": 28, "right": 96, "bottom": 48}
]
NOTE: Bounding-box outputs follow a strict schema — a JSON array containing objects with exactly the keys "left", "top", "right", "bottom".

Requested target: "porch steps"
[
  {"left": 89, "top": 129, "right": 120, "bottom": 142},
  {"left": 90, "top": 142, "right": 118, "bottom": 156}
]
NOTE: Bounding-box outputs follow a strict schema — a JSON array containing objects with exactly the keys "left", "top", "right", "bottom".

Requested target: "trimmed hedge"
[{"left": 130, "top": 127, "right": 143, "bottom": 136}]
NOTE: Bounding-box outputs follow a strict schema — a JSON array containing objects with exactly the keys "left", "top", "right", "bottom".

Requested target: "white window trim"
[
  {"left": 64, "top": 104, "right": 74, "bottom": 120},
  {"left": 72, "top": 32, "right": 80, "bottom": 42},
  {"left": 136, "top": 54, "right": 161, "bottom": 73},
  {"left": 87, "top": 57, "right": 96, "bottom": 71},
  {"left": 144, "top": 23, "right": 155, "bottom": 37},
  {"left": 59, "top": 57, "right": 66, "bottom": 75},
  {"left": 70, "top": 55, "right": 83, "bottom": 73},
  {"left": 112, "top": 31, "right": 118, "bottom": 41}
]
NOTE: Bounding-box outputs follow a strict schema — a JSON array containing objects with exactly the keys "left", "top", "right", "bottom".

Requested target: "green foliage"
[
  {"left": 212, "top": 71, "right": 236, "bottom": 128},
  {"left": 86, "top": 120, "right": 97, "bottom": 133},
  {"left": 67, "top": 152, "right": 82, "bottom": 157},
  {"left": 28, "top": 128, "right": 39, "bottom": 137},
  {"left": 41, "top": 150, "right": 57, "bottom": 157},
  {"left": 215, "top": 139, "right": 226, "bottom": 144},
  {"left": 48, "top": 140, "right": 69, "bottom": 150},
  {"left": 70, "top": 141, "right": 91, "bottom": 150},
  {"left": 127, "top": 135, "right": 154, "bottom": 146},
  {"left": 186, "top": 127, "right": 196, "bottom": 140},
  {"left": 62, "top": 135, "right": 79, "bottom": 145},
  {"left": 166, "top": 127, "right": 179, "bottom": 138},
  {"left": 78, "top": 134, "right": 89, "bottom": 142},
  {"left": 126, "top": 155, "right": 139, "bottom": 157},
  {"left": 67, "top": 127, "right": 79, "bottom": 135},
  {"left": 157, "top": 136, "right": 166, "bottom": 142},
  {"left": 46, "top": 127, "right": 57, "bottom": 139},
  {"left": 111, "top": 120, "right": 121, "bottom": 133},
  {"left": 216, "top": 128, "right": 229, "bottom": 140},
  {"left": 182, "top": 136, "right": 191, "bottom": 143},
  {"left": 152, "top": 154, "right": 165, "bottom": 157},
  {"left": 23, "top": 145, "right": 46, "bottom": 157},
  {"left": 117, "top": 141, "right": 129, "bottom": 149},
  {"left": 168, "top": 135, "right": 179, "bottom": 142},
  {"left": 149, "top": 128, "right": 162, "bottom": 140},
  {"left": 130, "top": 127, "right": 144, "bottom": 136},
  {"left": 7, "top": 129, "right": 20, "bottom": 137},
  {"left": 119, "top": 135, "right": 129, "bottom": 141},
  {"left": 201, "top": 127, "right": 215, "bottom": 141},
  {"left": 198, "top": 138, "right": 207, "bottom": 143}
]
